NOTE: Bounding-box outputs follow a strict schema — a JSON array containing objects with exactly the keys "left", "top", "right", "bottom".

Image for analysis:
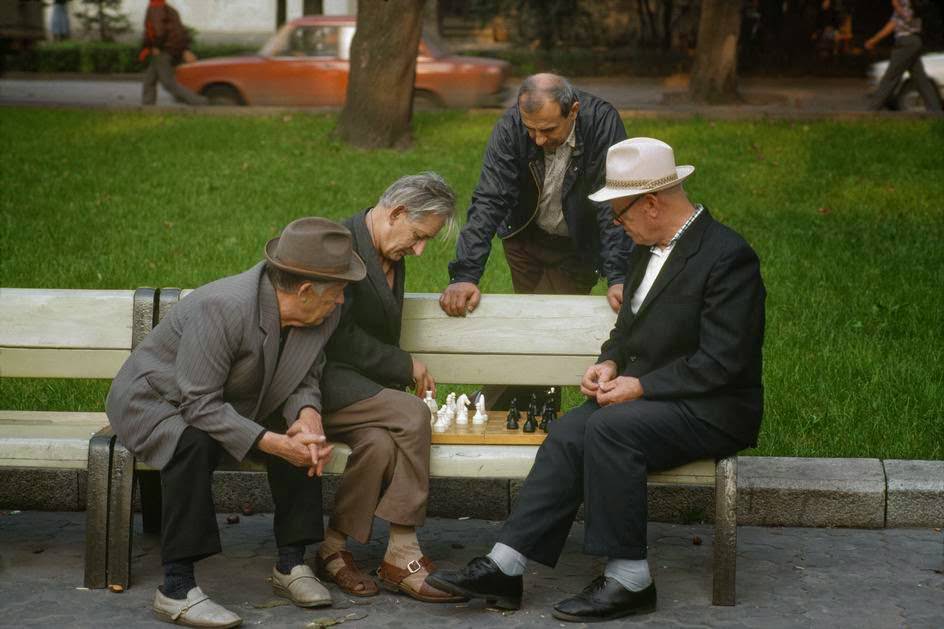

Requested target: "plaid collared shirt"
[{"left": 655, "top": 203, "right": 704, "bottom": 253}]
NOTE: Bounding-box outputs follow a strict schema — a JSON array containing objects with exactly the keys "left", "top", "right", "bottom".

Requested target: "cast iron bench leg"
[
  {"left": 106, "top": 441, "right": 137, "bottom": 589},
  {"left": 84, "top": 427, "right": 114, "bottom": 589},
  {"left": 712, "top": 456, "right": 737, "bottom": 606}
]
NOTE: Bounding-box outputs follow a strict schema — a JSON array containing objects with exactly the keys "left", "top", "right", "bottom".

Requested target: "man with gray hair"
[
  {"left": 440, "top": 72, "right": 631, "bottom": 408},
  {"left": 316, "top": 173, "right": 466, "bottom": 604}
]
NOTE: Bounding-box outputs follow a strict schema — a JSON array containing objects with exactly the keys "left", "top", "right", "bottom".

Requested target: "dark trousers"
[
  {"left": 142, "top": 52, "right": 208, "bottom": 106},
  {"left": 486, "top": 224, "right": 599, "bottom": 409},
  {"left": 498, "top": 399, "right": 744, "bottom": 565},
  {"left": 160, "top": 426, "right": 324, "bottom": 564},
  {"left": 869, "top": 34, "right": 942, "bottom": 112}
]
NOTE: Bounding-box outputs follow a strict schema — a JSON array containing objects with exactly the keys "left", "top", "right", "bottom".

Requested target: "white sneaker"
[
  {"left": 271, "top": 565, "right": 332, "bottom": 608},
  {"left": 152, "top": 586, "right": 241, "bottom": 628}
]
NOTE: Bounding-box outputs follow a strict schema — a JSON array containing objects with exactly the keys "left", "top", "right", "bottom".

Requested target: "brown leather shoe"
[
  {"left": 377, "top": 556, "right": 468, "bottom": 604},
  {"left": 315, "top": 550, "right": 379, "bottom": 598}
]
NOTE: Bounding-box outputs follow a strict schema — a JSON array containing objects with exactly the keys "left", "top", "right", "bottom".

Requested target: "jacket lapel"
[
  {"left": 252, "top": 272, "right": 281, "bottom": 419},
  {"left": 351, "top": 210, "right": 403, "bottom": 335},
  {"left": 635, "top": 209, "right": 712, "bottom": 316},
  {"left": 258, "top": 323, "right": 325, "bottom": 420}
]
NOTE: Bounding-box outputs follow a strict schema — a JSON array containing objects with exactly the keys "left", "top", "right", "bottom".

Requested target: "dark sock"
[
  {"left": 162, "top": 561, "right": 196, "bottom": 600},
  {"left": 276, "top": 544, "right": 306, "bottom": 574}
]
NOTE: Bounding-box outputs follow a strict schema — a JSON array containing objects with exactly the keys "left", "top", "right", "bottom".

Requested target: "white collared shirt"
[
  {"left": 629, "top": 205, "right": 704, "bottom": 314},
  {"left": 535, "top": 122, "right": 577, "bottom": 237}
]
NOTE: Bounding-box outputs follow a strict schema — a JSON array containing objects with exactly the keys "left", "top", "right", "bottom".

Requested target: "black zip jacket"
[{"left": 448, "top": 90, "right": 631, "bottom": 286}]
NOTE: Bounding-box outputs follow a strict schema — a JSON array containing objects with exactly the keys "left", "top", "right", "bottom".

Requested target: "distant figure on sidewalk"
[
  {"left": 50, "top": 0, "right": 70, "bottom": 42},
  {"left": 140, "top": 0, "right": 207, "bottom": 106},
  {"left": 865, "top": 0, "right": 942, "bottom": 112}
]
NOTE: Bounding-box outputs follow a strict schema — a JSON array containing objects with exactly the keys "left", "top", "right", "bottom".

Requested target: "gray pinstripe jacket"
[{"left": 105, "top": 262, "right": 341, "bottom": 469}]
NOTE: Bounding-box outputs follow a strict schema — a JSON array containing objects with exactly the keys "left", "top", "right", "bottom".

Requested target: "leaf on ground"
[
  {"left": 306, "top": 612, "right": 368, "bottom": 628},
  {"left": 817, "top": 207, "right": 831, "bottom": 215},
  {"left": 252, "top": 598, "right": 291, "bottom": 609}
]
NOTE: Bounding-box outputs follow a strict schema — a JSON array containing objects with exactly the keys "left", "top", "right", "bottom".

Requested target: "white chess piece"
[
  {"left": 444, "top": 392, "right": 457, "bottom": 421},
  {"left": 423, "top": 390, "right": 438, "bottom": 424},
  {"left": 433, "top": 407, "right": 449, "bottom": 431},
  {"left": 455, "top": 394, "right": 470, "bottom": 425},
  {"left": 472, "top": 394, "right": 488, "bottom": 424}
]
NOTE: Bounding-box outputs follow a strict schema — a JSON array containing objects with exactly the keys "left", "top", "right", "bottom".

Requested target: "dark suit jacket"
[
  {"left": 597, "top": 209, "right": 766, "bottom": 447},
  {"left": 105, "top": 262, "right": 341, "bottom": 469},
  {"left": 322, "top": 209, "right": 414, "bottom": 413}
]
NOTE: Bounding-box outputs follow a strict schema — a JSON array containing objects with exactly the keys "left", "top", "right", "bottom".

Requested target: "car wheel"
[
  {"left": 413, "top": 90, "right": 442, "bottom": 111},
  {"left": 894, "top": 80, "right": 926, "bottom": 112},
  {"left": 202, "top": 84, "right": 244, "bottom": 106}
]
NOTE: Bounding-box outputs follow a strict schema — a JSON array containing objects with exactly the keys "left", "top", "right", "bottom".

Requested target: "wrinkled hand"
[
  {"left": 258, "top": 431, "right": 333, "bottom": 476},
  {"left": 580, "top": 360, "right": 617, "bottom": 398},
  {"left": 412, "top": 357, "right": 436, "bottom": 397},
  {"left": 596, "top": 376, "right": 644, "bottom": 407},
  {"left": 287, "top": 408, "right": 332, "bottom": 477},
  {"left": 439, "top": 282, "right": 481, "bottom": 317},
  {"left": 606, "top": 284, "right": 624, "bottom": 313}
]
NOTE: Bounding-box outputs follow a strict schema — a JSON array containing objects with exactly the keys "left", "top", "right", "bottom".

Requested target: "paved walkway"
[
  {"left": 0, "top": 75, "right": 878, "bottom": 114},
  {"left": 0, "top": 511, "right": 941, "bottom": 628}
]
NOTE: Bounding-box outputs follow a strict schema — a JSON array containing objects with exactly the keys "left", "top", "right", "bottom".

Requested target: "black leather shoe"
[
  {"left": 552, "top": 576, "right": 656, "bottom": 623},
  {"left": 425, "top": 556, "right": 522, "bottom": 610}
]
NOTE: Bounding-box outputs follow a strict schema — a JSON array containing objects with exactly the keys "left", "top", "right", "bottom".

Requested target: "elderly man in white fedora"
[
  {"left": 428, "top": 138, "right": 766, "bottom": 622},
  {"left": 106, "top": 217, "right": 366, "bottom": 628}
]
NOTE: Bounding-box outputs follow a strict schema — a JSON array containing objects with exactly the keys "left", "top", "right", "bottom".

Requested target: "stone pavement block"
[
  {"left": 0, "top": 468, "right": 79, "bottom": 510},
  {"left": 738, "top": 456, "right": 885, "bottom": 528},
  {"left": 429, "top": 478, "right": 509, "bottom": 520},
  {"left": 884, "top": 459, "right": 944, "bottom": 528}
]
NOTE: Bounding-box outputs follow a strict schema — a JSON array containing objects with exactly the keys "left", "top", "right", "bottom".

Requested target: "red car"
[{"left": 175, "top": 15, "right": 510, "bottom": 108}]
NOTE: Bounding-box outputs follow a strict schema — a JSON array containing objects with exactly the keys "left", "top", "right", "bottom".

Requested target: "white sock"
[
  {"left": 604, "top": 558, "right": 652, "bottom": 592},
  {"left": 487, "top": 542, "right": 527, "bottom": 577}
]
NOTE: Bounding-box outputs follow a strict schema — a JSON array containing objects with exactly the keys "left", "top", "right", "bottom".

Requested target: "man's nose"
[
  {"left": 534, "top": 133, "right": 547, "bottom": 147},
  {"left": 412, "top": 240, "right": 427, "bottom": 256},
  {"left": 335, "top": 291, "right": 345, "bottom": 305}
]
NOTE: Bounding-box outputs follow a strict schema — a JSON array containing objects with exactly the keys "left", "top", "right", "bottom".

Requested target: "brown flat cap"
[{"left": 264, "top": 217, "right": 366, "bottom": 282}]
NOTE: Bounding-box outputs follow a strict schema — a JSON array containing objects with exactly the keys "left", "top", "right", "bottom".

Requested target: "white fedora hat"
[{"left": 588, "top": 137, "right": 694, "bottom": 203}]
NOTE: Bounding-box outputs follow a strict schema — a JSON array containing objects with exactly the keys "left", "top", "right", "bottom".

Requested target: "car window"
[{"left": 285, "top": 26, "right": 340, "bottom": 57}]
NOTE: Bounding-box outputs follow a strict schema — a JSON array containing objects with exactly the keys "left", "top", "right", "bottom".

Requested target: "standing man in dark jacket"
[
  {"left": 428, "top": 138, "right": 766, "bottom": 622},
  {"left": 140, "top": 0, "right": 207, "bottom": 106},
  {"left": 440, "top": 73, "right": 631, "bottom": 319}
]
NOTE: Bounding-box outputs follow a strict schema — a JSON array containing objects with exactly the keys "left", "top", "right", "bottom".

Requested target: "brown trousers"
[
  {"left": 487, "top": 224, "right": 598, "bottom": 409},
  {"left": 323, "top": 388, "right": 431, "bottom": 543}
]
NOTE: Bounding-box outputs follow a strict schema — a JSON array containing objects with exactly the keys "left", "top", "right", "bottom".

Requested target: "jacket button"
[{"left": 629, "top": 355, "right": 638, "bottom": 362}]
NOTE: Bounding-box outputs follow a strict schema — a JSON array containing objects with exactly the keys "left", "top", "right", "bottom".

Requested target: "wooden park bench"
[{"left": 0, "top": 287, "right": 738, "bottom": 605}]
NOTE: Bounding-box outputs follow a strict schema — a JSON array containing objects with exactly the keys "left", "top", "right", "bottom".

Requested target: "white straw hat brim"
[{"left": 588, "top": 165, "right": 695, "bottom": 203}]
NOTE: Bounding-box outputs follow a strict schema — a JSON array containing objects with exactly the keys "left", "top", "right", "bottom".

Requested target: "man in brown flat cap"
[{"left": 106, "top": 217, "right": 366, "bottom": 628}]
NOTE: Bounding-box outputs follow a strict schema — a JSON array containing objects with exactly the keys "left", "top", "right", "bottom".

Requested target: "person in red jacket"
[{"left": 140, "top": 0, "right": 207, "bottom": 106}]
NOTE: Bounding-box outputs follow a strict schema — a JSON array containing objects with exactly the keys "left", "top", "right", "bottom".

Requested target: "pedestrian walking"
[
  {"left": 50, "top": 0, "right": 70, "bottom": 42},
  {"left": 140, "top": 0, "right": 207, "bottom": 106}
]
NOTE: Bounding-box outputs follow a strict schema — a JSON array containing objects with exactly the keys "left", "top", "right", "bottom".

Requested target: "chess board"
[{"left": 429, "top": 411, "right": 549, "bottom": 445}]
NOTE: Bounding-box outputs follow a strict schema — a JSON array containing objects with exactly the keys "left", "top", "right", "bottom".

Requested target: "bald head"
[{"left": 518, "top": 73, "right": 578, "bottom": 117}]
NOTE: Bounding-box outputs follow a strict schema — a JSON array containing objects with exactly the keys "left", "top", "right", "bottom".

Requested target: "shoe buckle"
[{"left": 406, "top": 559, "right": 423, "bottom": 574}]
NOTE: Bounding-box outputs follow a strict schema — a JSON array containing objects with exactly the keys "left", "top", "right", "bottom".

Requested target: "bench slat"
[
  {"left": 0, "top": 289, "right": 134, "bottom": 350},
  {"left": 0, "top": 410, "right": 108, "bottom": 424},
  {"left": 401, "top": 293, "right": 615, "bottom": 356},
  {"left": 415, "top": 352, "right": 596, "bottom": 386},
  {"left": 0, "top": 347, "right": 129, "bottom": 378}
]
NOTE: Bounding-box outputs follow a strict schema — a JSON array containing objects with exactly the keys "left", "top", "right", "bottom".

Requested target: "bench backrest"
[
  {"left": 1, "top": 288, "right": 617, "bottom": 385},
  {"left": 0, "top": 288, "right": 154, "bottom": 379}
]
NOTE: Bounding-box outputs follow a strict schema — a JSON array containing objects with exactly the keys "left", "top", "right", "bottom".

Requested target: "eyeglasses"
[{"left": 612, "top": 195, "right": 644, "bottom": 224}]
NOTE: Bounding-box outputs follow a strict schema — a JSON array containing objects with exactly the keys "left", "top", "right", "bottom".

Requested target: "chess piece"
[
  {"left": 505, "top": 397, "right": 520, "bottom": 430},
  {"left": 540, "top": 402, "right": 556, "bottom": 433},
  {"left": 523, "top": 394, "right": 538, "bottom": 433},
  {"left": 456, "top": 393, "right": 470, "bottom": 424},
  {"left": 423, "top": 390, "right": 438, "bottom": 424},
  {"left": 433, "top": 407, "right": 449, "bottom": 432},
  {"left": 472, "top": 395, "right": 488, "bottom": 424},
  {"left": 445, "top": 392, "right": 457, "bottom": 420},
  {"left": 522, "top": 410, "right": 536, "bottom": 433}
]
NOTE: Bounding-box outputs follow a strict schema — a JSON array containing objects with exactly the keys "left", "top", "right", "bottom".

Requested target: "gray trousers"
[
  {"left": 869, "top": 34, "right": 942, "bottom": 112},
  {"left": 141, "top": 52, "right": 208, "bottom": 106}
]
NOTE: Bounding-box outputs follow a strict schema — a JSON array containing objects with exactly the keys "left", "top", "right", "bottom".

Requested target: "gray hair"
[
  {"left": 517, "top": 74, "right": 578, "bottom": 117},
  {"left": 265, "top": 264, "right": 337, "bottom": 293},
  {"left": 377, "top": 172, "right": 457, "bottom": 238}
]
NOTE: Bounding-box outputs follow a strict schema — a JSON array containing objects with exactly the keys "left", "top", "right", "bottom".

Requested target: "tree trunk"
[
  {"left": 338, "top": 0, "right": 426, "bottom": 149},
  {"left": 688, "top": 0, "right": 743, "bottom": 104}
]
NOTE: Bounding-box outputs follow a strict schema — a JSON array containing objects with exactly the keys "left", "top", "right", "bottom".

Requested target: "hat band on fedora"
[{"left": 606, "top": 172, "right": 678, "bottom": 189}]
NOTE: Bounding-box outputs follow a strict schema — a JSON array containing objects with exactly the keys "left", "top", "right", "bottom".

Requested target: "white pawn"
[
  {"left": 473, "top": 394, "right": 488, "bottom": 424},
  {"left": 433, "top": 407, "right": 449, "bottom": 431},
  {"left": 445, "top": 392, "right": 457, "bottom": 421}
]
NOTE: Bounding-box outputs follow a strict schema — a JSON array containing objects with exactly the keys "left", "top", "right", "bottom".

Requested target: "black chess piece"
[
  {"left": 523, "top": 394, "right": 538, "bottom": 433},
  {"left": 540, "top": 402, "right": 556, "bottom": 433},
  {"left": 506, "top": 397, "right": 520, "bottom": 430}
]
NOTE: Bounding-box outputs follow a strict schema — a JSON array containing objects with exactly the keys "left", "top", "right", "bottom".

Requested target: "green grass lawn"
[{"left": 1, "top": 108, "right": 942, "bottom": 460}]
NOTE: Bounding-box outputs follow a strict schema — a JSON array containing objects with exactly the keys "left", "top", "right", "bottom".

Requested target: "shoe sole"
[
  {"left": 377, "top": 576, "right": 468, "bottom": 604},
  {"left": 550, "top": 602, "right": 656, "bottom": 623},
  {"left": 152, "top": 608, "right": 242, "bottom": 628},
  {"left": 423, "top": 574, "right": 521, "bottom": 610},
  {"left": 271, "top": 583, "right": 332, "bottom": 608},
  {"left": 315, "top": 563, "right": 379, "bottom": 598}
]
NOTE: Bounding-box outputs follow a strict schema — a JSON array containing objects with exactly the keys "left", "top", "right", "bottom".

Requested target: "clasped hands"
[
  {"left": 258, "top": 407, "right": 333, "bottom": 477},
  {"left": 580, "top": 360, "right": 644, "bottom": 406}
]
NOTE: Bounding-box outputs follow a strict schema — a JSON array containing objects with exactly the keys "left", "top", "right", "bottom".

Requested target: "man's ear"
[
  {"left": 643, "top": 194, "right": 660, "bottom": 218},
  {"left": 297, "top": 282, "right": 313, "bottom": 300},
  {"left": 569, "top": 100, "right": 580, "bottom": 119},
  {"left": 389, "top": 205, "right": 407, "bottom": 225}
]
